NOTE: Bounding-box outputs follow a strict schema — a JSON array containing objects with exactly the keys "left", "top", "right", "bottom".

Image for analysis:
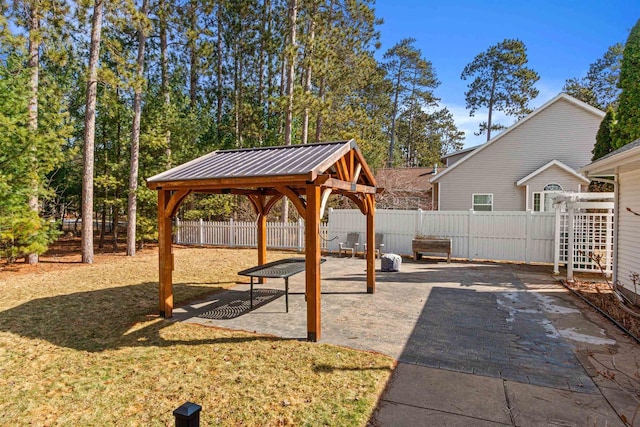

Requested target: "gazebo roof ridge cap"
[{"left": 212, "top": 140, "right": 351, "bottom": 154}]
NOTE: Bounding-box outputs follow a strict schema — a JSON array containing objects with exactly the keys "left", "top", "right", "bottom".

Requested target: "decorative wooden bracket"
[
  {"left": 165, "top": 189, "right": 192, "bottom": 218},
  {"left": 319, "top": 188, "right": 332, "bottom": 219},
  {"left": 344, "top": 193, "right": 367, "bottom": 214},
  {"left": 247, "top": 193, "right": 284, "bottom": 216},
  {"left": 276, "top": 186, "right": 307, "bottom": 216}
]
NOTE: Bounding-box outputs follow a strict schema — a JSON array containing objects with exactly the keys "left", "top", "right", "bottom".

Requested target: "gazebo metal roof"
[
  {"left": 146, "top": 139, "right": 378, "bottom": 342},
  {"left": 148, "top": 141, "right": 370, "bottom": 184},
  {"left": 147, "top": 140, "right": 377, "bottom": 192}
]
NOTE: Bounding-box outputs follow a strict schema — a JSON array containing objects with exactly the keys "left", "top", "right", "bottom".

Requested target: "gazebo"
[{"left": 146, "top": 140, "right": 379, "bottom": 341}]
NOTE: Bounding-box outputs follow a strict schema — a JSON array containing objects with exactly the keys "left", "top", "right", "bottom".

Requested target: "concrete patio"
[{"left": 173, "top": 256, "right": 640, "bottom": 426}]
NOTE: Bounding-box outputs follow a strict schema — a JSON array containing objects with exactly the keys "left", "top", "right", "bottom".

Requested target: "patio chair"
[
  {"left": 363, "top": 233, "right": 385, "bottom": 259},
  {"left": 339, "top": 232, "right": 360, "bottom": 258}
]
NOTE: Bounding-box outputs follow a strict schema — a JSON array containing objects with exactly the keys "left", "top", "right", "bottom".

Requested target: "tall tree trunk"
[
  {"left": 233, "top": 38, "right": 240, "bottom": 145},
  {"left": 388, "top": 70, "right": 402, "bottom": 167},
  {"left": 282, "top": 0, "right": 298, "bottom": 223},
  {"left": 283, "top": 0, "right": 297, "bottom": 147},
  {"left": 81, "top": 0, "right": 104, "bottom": 264},
  {"left": 159, "top": 0, "right": 171, "bottom": 167},
  {"left": 112, "top": 206, "right": 119, "bottom": 250},
  {"left": 487, "top": 72, "right": 497, "bottom": 141},
  {"left": 99, "top": 131, "right": 108, "bottom": 249},
  {"left": 188, "top": 0, "right": 197, "bottom": 109},
  {"left": 315, "top": 72, "right": 325, "bottom": 142},
  {"left": 301, "top": 4, "right": 316, "bottom": 145},
  {"left": 99, "top": 201, "right": 106, "bottom": 249},
  {"left": 26, "top": 4, "right": 40, "bottom": 264},
  {"left": 257, "top": 0, "right": 269, "bottom": 145},
  {"left": 278, "top": 54, "right": 286, "bottom": 135},
  {"left": 216, "top": 1, "right": 223, "bottom": 144},
  {"left": 127, "top": 0, "right": 149, "bottom": 256}
]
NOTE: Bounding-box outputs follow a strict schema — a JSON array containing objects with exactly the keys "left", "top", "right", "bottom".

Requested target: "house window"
[
  {"left": 472, "top": 194, "right": 493, "bottom": 211},
  {"left": 533, "top": 183, "right": 563, "bottom": 212}
]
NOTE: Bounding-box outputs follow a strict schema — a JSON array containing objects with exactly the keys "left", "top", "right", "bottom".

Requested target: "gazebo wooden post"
[
  {"left": 366, "top": 195, "right": 376, "bottom": 293},
  {"left": 257, "top": 212, "right": 267, "bottom": 284},
  {"left": 305, "top": 184, "right": 321, "bottom": 342},
  {"left": 157, "top": 189, "right": 174, "bottom": 318}
]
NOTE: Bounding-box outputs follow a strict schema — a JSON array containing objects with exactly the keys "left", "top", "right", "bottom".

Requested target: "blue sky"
[{"left": 373, "top": 1, "right": 640, "bottom": 148}]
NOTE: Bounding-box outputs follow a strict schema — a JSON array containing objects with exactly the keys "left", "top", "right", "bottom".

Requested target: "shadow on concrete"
[
  {"left": 178, "top": 288, "right": 286, "bottom": 320},
  {"left": 0, "top": 282, "right": 284, "bottom": 352},
  {"left": 368, "top": 279, "right": 599, "bottom": 423},
  {"left": 398, "top": 285, "right": 595, "bottom": 390}
]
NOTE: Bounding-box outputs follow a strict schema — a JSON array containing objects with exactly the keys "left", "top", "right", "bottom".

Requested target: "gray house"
[
  {"left": 581, "top": 138, "right": 640, "bottom": 296},
  {"left": 430, "top": 93, "right": 605, "bottom": 211}
]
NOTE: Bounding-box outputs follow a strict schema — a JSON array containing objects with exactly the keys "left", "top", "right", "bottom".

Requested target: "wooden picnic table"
[{"left": 238, "top": 258, "right": 326, "bottom": 312}]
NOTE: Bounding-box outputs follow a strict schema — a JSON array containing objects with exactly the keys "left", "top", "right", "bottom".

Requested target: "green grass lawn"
[{"left": 0, "top": 247, "right": 393, "bottom": 426}]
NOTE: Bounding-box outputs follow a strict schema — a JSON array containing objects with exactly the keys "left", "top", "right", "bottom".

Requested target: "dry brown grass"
[{"left": 0, "top": 245, "right": 393, "bottom": 426}]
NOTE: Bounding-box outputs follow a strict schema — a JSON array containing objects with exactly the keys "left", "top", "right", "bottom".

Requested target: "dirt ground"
[
  {"left": 0, "top": 237, "right": 156, "bottom": 276},
  {"left": 565, "top": 278, "right": 640, "bottom": 339}
]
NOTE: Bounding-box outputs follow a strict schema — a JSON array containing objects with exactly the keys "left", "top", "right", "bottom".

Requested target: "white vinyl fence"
[
  {"left": 326, "top": 208, "right": 613, "bottom": 272},
  {"left": 175, "top": 208, "right": 613, "bottom": 273},
  {"left": 175, "top": 218, "right": 329, "bottom": 251}
]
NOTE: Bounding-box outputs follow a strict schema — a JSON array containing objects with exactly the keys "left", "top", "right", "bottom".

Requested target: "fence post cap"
[{"left": 173, "top": 401, "right": 202, "bottom": 418}]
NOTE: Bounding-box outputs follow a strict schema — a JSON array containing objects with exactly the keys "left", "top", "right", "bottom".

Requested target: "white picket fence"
[
  {"left": 175, "top": 208, "right": 613, "bottom": 272},
  {"left": 175, "top": 218, "right": 329, "bottom": 251}
]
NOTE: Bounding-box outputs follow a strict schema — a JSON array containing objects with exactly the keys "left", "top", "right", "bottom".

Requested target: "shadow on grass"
[
  {"left": 313, "top": 364, "right": 392, "bottom": 374},
  {"left": 0, "top": 282, "right": 283, "bottom": 352}
]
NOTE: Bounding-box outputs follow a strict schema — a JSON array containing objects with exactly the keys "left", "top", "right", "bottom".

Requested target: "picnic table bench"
[{"left": 238, "top": 258, "right": 326, "bottom": 312}]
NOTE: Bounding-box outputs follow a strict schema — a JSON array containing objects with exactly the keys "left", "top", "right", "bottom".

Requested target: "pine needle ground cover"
[{"left": 0, "top": 246, "right": 393, "bottom": 425}]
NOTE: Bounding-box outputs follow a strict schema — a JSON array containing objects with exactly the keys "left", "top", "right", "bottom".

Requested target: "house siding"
[
  {"left": 437, "top": 98, "right": 602, "bottom": 211},
  {"left": 444, "top": 151, "right": 471, "bottom": 166},
  {"left": 522, "top": 166, "right": 586, "bottom": 208},
  {"left": 617, "top": 166, "right": 640, "bottom": 293}
]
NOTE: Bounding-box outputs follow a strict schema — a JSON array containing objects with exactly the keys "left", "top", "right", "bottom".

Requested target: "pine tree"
[
  {"left": 612, "top": 19, "right": 640, "bottom": 148},
  {"left": 81, "top": 0, "right": 105, "bottom": 264},
  {"left": 461, "top": 39, "right": 539, "bottom": 141},
  {"left": 126, "top": 0, "right": 150, "bottom": 256},
  {"left": 563, "top": 44, "right": 622, "bottom": 110},
  {"left": 383, "top": 38, "right": 439, "bottom": 167},
  {"left": 592, "top": 108, "right": 616, "bottom": 160}
]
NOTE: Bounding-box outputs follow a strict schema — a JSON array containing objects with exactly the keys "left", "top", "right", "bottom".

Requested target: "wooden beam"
[
  {"left": 197, "top": 188, "right": 282, "bottom": 196},
  {"left": 257, "top": 212, "right": 267, "bottom": 283},
  {"left": 352, "top": 147, "right": 377, "bottom": 187},
  {"left": 247, "top": 193, "right": 276, "bottom": 284},
  {"left": 335, "top": 157, "right": 349, "bottom": 181},
  {"left": 147, "top": 174, "right": 311, "bottom": 191},
  {"left": 305, "top": 184, "right": 322, "bottom": 342},
  {"left": 352, "top": 163, "right": 362, "bottom": 184},
  {"left": 366, "top": 194, "right": 376, "bottom": 294},
  {"left": 321, "top": 178, "right": 377, "bottom": 194},
  {"left": 157, "top": 189, "right": 174, "bottom": 317}
]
